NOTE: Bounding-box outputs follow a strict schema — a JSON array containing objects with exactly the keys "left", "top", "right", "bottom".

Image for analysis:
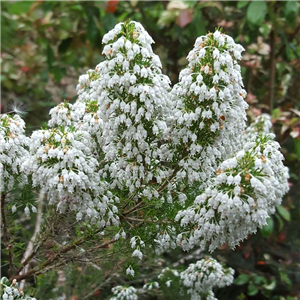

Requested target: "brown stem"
[
  {"left": 123, "top": 200, "right": 145, "bottom": 216},
  {"left": 86, "top": 238, "right": 117, "bottom": 253},
  {"left": 124, "top": 216, "right": 145, "bottom": 223},
  {"left": 268, "top": 29, "right": 276, "bottom": 114},
  {"left": 19, "top": 239, "right": 118, "bottom": 279},
  {"left": 19, "top": 191, "right": 44, "bottom": 290},
  {"left": 82, "top": 272, "right": 118, "bottom": 300},
  {"left": 157, "top": 166, "right": 180, "bottom": 194},
  {"left": 1, "top": 193, "right": 14, "bottom": 277},
  {"left": 14, "top": 247, "right": 38, "bottom": 275},
  {"left": 10, "top": 227, "right": 103, "bottom": 281},
  {"left": 247, "top": 70, "right": 253, "bottom": 95}
]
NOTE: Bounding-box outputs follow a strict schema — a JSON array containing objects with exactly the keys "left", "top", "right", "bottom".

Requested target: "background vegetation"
[{"left": 1, "top": 1, "right": 300, "bottom": 299}]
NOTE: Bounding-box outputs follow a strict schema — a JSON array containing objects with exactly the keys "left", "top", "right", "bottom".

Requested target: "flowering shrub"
[{"left": 0, "top": 21, "right": 289, "bottom": 299}]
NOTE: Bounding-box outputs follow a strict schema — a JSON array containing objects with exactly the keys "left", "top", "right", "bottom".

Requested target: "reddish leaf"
[
  {"left": 105, "top": 0, "right": 119, "bottom": 13},
  {"left": 176, "top": 9, "right": 193, "bottom": 28},
  {"left": 257, "top": 261, "right": 266, "bottom": 265},
  {"left": 278, "top": 233, "right": 286, "bottom": 242},
  {"left": 21, "top": 66, "right": 30, "bottom": 73},
  {"left": 217, "top": 20, "right": 234, "bottom": 28},
  {"left": 243, "top": 243, "right": 252, "bottom": 259},
  {"left": 246, "top": 92, "right": 257, "bottom": 104}
]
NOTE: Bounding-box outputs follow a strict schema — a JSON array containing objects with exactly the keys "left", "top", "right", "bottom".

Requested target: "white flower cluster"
[
  {"left": 155, "top": 267, "right": 180, "bottom": 289},
  {"left": 0, "top": 114, "right": 29, "bottom": 193},
  {"left": 157, "top": 267, "right": 180, "bottom": 282},
  {"left": 0, "top": 277, "right": 36, "bottom": 300},
  {"left": 22, "top": 204, "right": 36, "bottom": 217},
  {"left": 22, "top": 21, "right": 175, "bottom": 233},
  {"left": 176, "top": 123, "right": 289, "bottom": 251},
  {"left": 130, "top": 236, "right": 145, "bottom": 260},
  {"left": 22, "top": 126, "right": 119, "bottom": 225},
  {"left": 76, "top": 21, "right": 172, "bottom": 201},
  {"left": 243, "top": 113, "right": 273, "bottom": 136},
  {"left": 142, "top": 281, "right": 159, "bottom": 290},
  {"left": 126, "top": 265, "right": 135, "bottom": 277},
  {"left": 48, "top": 96, "right": 102, "bottom": 141},
  {"left": 180, "top": 258, "right": 234, "bottom": 300},
  {"left": 46, "top": 22, "right": 178, "bottom": 235},
  {"left": 2, "top": 22, "right": 288, "bottom": 269},
  {"left": 169, "top": 30, "right": 248, "bottom": 188},
  {"left": 48, "top": 102, "right": 74, "bottom": 127},
  {"left": 154, "top": 226, "right": 177, "bottom": 254},
  {"left": 153, "top": 258, "right": 233, "bottom": 300},
  {"left": 110, "top": 285, "right": 138, "bottom": 300}
]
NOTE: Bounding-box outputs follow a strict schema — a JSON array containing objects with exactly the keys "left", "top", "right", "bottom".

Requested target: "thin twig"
[
  {"left": 157, "top": 167, "right": 180, "bottom": 194},
  {"left": 124, "top": 216, "right": 145, "bottom": 223},
  {"left": 1, "top": 193, "right": 14, "bottom": 277},
  {"left": 19, "top": 191, "right": 44, "bottom": 290},
  {"left": 123, "top": 200, "right": 145, "bottom": 216},
  {"left": 82, "top": 273, "right": 119, "bottom": 300},
  {"left": 269, "top": 29, "right": 276, "bottom": 113},
  {"left": 10, "top": 227, "right": 105, "bottom": 281},
  {"left": 86, "top": 238, "right": 117, "bottom": 253}
]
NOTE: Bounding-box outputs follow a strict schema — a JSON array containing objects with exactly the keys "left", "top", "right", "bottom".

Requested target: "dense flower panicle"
[
  {"left": 23, "top": 126, "right": 98, "bottom": 193},
  {"left": 110, "top": 285, "right": 138, "bottom": 300},
  {"left": 0, "top": 114, "right": 29, "bottom": 193},
  {"left": 175, "top": 124, "right": 289, "bottom": 251},
  {"left": 155, "top": 258, "right": 233, "bottom": 300},
  {"left": 180, "top": 258, "right": 234, "bottom": 300},
  {"left": 75, "top": 21, "right": 173, "bottom": 203},
  {"left": 169, "top": 30, "right": 248, "bottom": 190},
  {"left": 21, "top": 126, "right": 119, "bottom": 226}
]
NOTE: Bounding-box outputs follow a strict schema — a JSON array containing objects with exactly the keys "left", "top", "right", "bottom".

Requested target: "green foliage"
[
  {"left": 276, "top": 205, "right": 291, "bottom": 222},
  {"left": 234, "top": 272, "right": 283, "bottom": 299},
  {"left": 260, "top": 217, "right": 274, "bottom": 238},
  {"left": 247, "top": 1, "right": 268, "bottom": 28},
  {"left": 234, "top": 274, "right": 250, "bottom": 286},
  {"left": 284, "top": 1, "right": 299, "bottom": 27},
  {"left": 237, "top": 2, "right": 249, "bottom": 9}
]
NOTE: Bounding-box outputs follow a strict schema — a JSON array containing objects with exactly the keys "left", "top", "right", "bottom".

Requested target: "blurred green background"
[{"left": 1, "top": 1, "right": 300, "bottom": 299}]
